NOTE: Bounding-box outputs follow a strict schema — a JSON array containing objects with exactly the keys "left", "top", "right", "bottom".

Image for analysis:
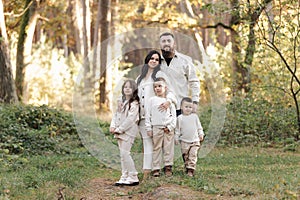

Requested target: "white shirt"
[
  {"left": 175, "top": 113, "right": 204, "bottom": 143},
  {"left": 110, "top": 100, "right": 139, "bottom": 141},
  {"left": 161, "top": 51, "right": 200, "bottom": 109}
]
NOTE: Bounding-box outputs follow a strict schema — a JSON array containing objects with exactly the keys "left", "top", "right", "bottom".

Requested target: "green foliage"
[
  {"left": 215, "top": 97, "right": 298, "bottom": 147},
  {"left": 0, "top": 104, "right": 82, "bottom": 165}
]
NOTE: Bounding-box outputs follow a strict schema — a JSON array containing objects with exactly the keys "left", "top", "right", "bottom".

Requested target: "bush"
[
  {"left": 213, "top": 97, "right": 298, "bottom": 147},
  {"left": 0, "top": 104, "right": 82, "bottom": 163}
]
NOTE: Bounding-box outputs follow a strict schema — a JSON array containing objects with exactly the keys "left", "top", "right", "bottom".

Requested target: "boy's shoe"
[
  {"left": 187, "top": 169, "right": 194, "bottom": 177},
  {"left": 122, "top": 175, "right": 139, "bottom": 186},
  {"left": 152, "top": 169, "right": 160, "bottom": 177},
  {"left": 165, "top": 165, "right": 173, "bottom": 177}
]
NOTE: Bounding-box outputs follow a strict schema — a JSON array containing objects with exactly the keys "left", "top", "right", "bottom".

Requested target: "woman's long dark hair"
[
  {"left": 121, "top": 79, "right": 139, "bottom": 110},
  {"left": 137, "top": 50, "right": 162, "bottom": 86}
]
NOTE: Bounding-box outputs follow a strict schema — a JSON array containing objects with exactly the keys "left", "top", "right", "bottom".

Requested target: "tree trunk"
[
  {"left": 0, "top": 44, "right": 18, "bottom": 103},
  {"left": 92, "top": 0, "right": 101, "bottom": 79},
  {"left": 82, "top": 0, "right": 91, "bottom": 91},
  {"left": 74, "top": 0, "right": 84, "bottom": 55},
  {"left": 99, "top": 0, "right": 110, "bottom": 111},
  {"left": 0, "top": 0, "right": 18, "bottom": 103},
  {"left": 15, "top": 0, "right": 38, "bottom": 101},
  {"left": 229, "top": 0, "right": 272, "bottom": 95},
  {"left": 229, "top": 0, "right": 242, "bottom": 95},
  {"left": 106, "top": 0, "right": 118, "bottom": 111}
]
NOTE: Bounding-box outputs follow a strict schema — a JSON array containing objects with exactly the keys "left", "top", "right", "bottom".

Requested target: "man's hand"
[
  {"left": 175, "top": 140, "right": 179, "bottom": 145},
  {"left": 192, "top": 102, "right": 198, "bottom": 113}
]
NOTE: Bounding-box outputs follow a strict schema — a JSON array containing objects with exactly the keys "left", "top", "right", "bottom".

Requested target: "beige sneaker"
[
  {"left": 187, "top": 169, "right": 194, "bottom": 177},
  {"left": 152, "top": 169, "right": 160, "bottom": 177}
]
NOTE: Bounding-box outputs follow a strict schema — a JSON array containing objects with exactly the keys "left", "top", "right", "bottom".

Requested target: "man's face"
[{"left": 159, "top": 35, "right": 175, "bottom": 53}]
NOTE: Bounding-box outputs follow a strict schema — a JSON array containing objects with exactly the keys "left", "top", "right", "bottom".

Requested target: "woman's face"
[{"left": 147, "top": 53, "right": 160, "bottom": 69}]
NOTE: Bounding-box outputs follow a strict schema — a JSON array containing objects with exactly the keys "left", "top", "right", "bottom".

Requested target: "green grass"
[
  {"left": 196, "top": 147, "right": 300, "bottom": 199},
  {"left": 0, "top": 152, "right": 119, "bottom": 200},
  {"left": 0, "top": 147, "right": 299, "bottom": 200}
]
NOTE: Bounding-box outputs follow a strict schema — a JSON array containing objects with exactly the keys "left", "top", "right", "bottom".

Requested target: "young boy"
[
  {"left": 175, "top": 97, "right": 204, "bottom": 177},
  {"left": 145, "top": 77, "right": 177, "bottom": 177}
]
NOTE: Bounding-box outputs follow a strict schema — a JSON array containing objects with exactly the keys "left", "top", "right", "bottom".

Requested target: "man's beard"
[{"left": 161, "top": 49, "right": 173, "bottom": 58}]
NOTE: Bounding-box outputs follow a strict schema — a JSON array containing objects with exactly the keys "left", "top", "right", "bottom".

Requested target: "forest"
[
  {"left": 0, "top": 0, "right": 300, "bottom": 199},
  {"left": 2, "top": 0, "right": 299, "bottom": 144}
]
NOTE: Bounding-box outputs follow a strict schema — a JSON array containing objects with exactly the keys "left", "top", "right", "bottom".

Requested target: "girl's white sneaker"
[{"left": 122, "top": 175, "right": 139, "bottom": 186}]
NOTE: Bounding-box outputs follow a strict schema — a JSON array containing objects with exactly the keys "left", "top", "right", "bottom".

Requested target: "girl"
[{"left": 110, "top": 79, "right": 140, "bottom": 186}]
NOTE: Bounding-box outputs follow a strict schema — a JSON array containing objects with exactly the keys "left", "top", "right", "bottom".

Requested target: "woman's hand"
[
  {"left": 158, "top": 101, "right": 170, "bottom": 112},
  {"left": 147, "top": 131, "right": 153, "bottom": 137}
]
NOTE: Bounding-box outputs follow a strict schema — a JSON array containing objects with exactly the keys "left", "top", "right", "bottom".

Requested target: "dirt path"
[{"left": 76, "top": 178, "right": 213, "bottom": 200}]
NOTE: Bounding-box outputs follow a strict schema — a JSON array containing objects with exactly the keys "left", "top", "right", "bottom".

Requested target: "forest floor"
[
  {"left": 77, "top": 177, "right": 225, "bottom": 200},
  {"left": 2, "top": 147, "right": 299, "bottom": 200}
]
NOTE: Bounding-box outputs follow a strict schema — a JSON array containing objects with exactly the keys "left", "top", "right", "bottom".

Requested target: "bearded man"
[{"left": 159, "top": 32, "right": 200, "bottom": 116}]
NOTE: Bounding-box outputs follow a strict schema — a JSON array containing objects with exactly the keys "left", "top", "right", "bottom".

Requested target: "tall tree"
[
  {"left": 229, "top": 0, "right": 272, "bottom": 95},
  {"left": 99, "top": 0, "right": 111, "bottom": 111},
  {"left": 82, "top": 0, "right": 91, "bottom": 91},
  {"left": 15, "top": 0, "right": 38, "bottom": 101},
  {"left": 186, "top": 0, "right": 272, "bottom": 95},
  {"left": 259, "top": 0, "right": 300, "bottom": 140},
  {"left": 92, "top": 0, "right": 101, "bottom": 78},
  {"left": 0, "top": 0, "right": 18, "bottom": 103}
]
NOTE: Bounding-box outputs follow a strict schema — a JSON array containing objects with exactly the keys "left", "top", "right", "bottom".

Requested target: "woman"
[{"left": 136, "top": 50, "right": 176, "bottom": 179}]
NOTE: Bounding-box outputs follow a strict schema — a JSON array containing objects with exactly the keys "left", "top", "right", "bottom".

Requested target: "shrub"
[
  {"left": 0, "top": 104, "right": 82, "bottom": 163},
  {"left": 212, "top": 97, "right": 298, "bottom": 147}
]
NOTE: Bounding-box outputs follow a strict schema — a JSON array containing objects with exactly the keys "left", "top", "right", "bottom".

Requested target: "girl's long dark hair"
[
  {"left": 137, "top": 50, "right": 162, "bottom": 86},
  {"left": 121, "top": 79, "right": 139, "bottom": 110}
]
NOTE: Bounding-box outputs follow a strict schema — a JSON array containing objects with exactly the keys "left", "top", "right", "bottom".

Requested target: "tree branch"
[{"left": 4, "top": 1, "right": 33, "bottom": 18}]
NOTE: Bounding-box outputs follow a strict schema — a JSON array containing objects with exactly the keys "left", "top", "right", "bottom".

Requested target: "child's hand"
[
  {"left": 199, "top": 135, "right": 204, "bottom": 141},
  {"left": 114, "top": 128, "right": 122, "bottom": 134},
  {"left": 117, "top": 101, "right": 123, "bottom": 112},
  {"left": 147, "top": 131, "right": 153, "bottom": 137},
  {"left": 110, "top": 127, "right": 115, "bottom": 133},
  {"left": 163, "top": 127, "right": 170, "bottom": 134},
  {"left": 175, "top": 140, "right": 179, "bottom": 145}
]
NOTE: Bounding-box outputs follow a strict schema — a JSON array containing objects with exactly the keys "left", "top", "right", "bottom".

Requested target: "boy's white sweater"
[
  {"left": 145, "top": 96, "right": 176, "bottom": 132},
  {"left": 175, "top": 113, "right": 204, "bottom": 143}
]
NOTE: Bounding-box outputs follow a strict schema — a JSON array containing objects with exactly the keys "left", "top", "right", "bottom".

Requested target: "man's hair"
[
  {"left": 181, "top": 97, "right": 192, "bottom": 105},
  {"left": 160, "top": 32, "right": 174, "bottom": 38}
]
